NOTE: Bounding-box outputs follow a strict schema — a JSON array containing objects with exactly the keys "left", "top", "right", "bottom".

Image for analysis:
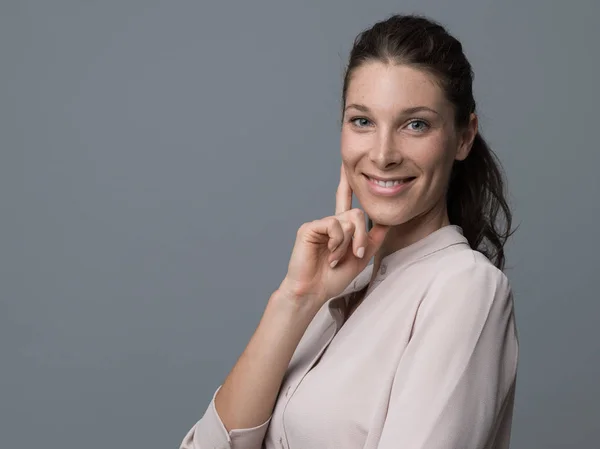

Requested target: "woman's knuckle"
[
  {"left": 352, "top": 208, "right": 365, "bottom": 219},
  {"left": 297, "top": 222, "right": 309, "bottom": 235},
  {"left": 341, "top": 220, "right": 353, "bottom": 231}
]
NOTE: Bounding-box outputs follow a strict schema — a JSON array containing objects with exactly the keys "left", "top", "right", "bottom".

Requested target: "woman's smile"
[{"left": 363, "top": 174, "right": 417, "bottom": 197}]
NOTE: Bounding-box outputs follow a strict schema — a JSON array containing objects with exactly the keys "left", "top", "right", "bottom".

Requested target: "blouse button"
[{"left": 380, "top": 264, "right": 387, "bottom": 275}]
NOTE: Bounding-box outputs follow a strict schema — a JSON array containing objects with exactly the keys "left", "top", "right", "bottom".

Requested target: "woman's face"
[{"left": 341, "top": 61, "right": 476, "bottom": 229}]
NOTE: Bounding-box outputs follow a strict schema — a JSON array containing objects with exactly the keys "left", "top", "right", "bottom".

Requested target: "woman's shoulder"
[
  {"left": 418, "top": 244, "right": 512, "bottom": 305},
  {"left": 401, "top": 225, "right": 510, "bottom": 290},
  {"left": 432, "top": 242, "right": 508, "bottom": 282}
]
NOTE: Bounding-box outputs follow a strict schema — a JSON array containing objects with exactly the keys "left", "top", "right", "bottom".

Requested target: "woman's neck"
[{"left": 371, "top": 207, "right": 450, "bottom": 279}]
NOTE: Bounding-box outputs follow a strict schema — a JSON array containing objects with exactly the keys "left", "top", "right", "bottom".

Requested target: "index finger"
[{"left": 335, "top": 164, "right": 353, "bottom": 215}]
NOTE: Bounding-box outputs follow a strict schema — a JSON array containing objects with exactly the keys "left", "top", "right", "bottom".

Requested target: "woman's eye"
[
  {"left": 351, "top": 117, "right": 371, "bottom": 127},
  {"left": 407, "top": 120, "right": 429, "bottom": 132}
]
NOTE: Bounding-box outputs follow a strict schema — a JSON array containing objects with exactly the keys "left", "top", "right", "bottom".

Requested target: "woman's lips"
[{"left": 364, "top": 174, "right": 416, "bottom": 196}]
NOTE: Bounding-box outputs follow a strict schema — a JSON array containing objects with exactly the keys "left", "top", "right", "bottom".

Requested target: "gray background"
[{"left": 2, "top": 1, "right": 598, "bottom": 448}]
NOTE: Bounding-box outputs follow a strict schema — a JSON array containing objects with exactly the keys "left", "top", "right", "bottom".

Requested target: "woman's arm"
[
  {"left": 180, "top": 168, "right": 389, "bottom": 449},
  {"left": 179, "top": 289, "right": 320, "bottom": 449},
  {"left": 214, "top": 289, "right": 319, "bottom": 431},
  {"left": 376, "top": 260, "right": 519, "bottom": 449}
]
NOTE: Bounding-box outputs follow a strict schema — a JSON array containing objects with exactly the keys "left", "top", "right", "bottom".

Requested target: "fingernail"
[
  {"left": 357, "top": 247, "right": 365, "bottom": 259},
  {"left": 330, "top": 260, "right": 338, "bottom": 268}
]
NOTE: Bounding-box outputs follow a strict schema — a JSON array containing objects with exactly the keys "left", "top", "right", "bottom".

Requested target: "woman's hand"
[{"left": 278, "top": 165, "right": 389, "bottom": 309}]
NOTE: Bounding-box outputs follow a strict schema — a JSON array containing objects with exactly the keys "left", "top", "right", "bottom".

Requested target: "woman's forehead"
[{"left": 345, "top": 62, "right": 450, "bottom": 114}]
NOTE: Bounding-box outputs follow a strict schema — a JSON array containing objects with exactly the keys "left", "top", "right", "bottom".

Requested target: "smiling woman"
[
  {"left": 180, "top": 14, "right": 518, "bottom": 449},
  {"left": 341, "top": 62, "right": 472, "bottom": 235},
  {"left": 341, "top": 37, "right": 512, "bottom": 267}
]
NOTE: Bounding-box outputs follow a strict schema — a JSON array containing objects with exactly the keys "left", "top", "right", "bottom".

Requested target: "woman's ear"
[{"left": 455, "top": 113, "right": 478, "bottom": 161}]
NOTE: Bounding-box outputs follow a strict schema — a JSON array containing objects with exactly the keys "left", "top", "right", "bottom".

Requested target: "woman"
[{"left": 181, "top": 14, "right": 518, "bottom": 449}]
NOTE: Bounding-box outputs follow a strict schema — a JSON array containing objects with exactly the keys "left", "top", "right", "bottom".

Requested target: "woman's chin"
[{"left": 366, "top": 212, "right": 411, "bottom": 228}]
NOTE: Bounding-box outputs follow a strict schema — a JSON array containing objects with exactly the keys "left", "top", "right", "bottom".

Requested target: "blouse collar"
[
  {"left": 328, "top": 225, "right": 469, "bottom": 309},
  {"left": 378, "top": 224, "right": 468, "bottom": 274}
]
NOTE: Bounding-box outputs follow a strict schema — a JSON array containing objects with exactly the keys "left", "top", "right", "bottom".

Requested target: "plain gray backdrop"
[{"left": 2, "top": 1, "right": 599, "bottom": 448}]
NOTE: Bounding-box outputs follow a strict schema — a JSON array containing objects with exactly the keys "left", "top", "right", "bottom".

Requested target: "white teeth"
[{"left": 372, "top": 178, "right": 403, "bottom": 187}]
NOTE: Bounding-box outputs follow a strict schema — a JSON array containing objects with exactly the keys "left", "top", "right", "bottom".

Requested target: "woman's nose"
[{"left": 369, "top": 131, "right": 403, "bottom": 169}]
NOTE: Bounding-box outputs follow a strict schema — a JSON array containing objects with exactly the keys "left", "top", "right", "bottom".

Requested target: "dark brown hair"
[{"left": 343, "top": 14, "right": 514, "bottom": 270}]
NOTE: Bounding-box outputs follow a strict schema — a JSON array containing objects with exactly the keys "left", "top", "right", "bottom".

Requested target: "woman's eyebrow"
[{"left": 344, "top": 103, "right": 440, "bottom": 116}]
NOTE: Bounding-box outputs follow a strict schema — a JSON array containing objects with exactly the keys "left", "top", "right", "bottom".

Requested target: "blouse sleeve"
[
  {"left": 179, "top": 386, "right": 271, "bottom": 449},
  {"left": 376, "top": 260, "right": 519, "bottom": 449}
]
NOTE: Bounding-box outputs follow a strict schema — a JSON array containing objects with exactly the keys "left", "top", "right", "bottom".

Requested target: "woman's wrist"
[{"left": 270, "top": 281, "right": 324, "bottom": 319}]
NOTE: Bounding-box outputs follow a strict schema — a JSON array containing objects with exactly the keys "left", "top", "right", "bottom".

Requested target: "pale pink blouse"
[{"left": 181, "top": 225, "right": 519, "bottom": 449}]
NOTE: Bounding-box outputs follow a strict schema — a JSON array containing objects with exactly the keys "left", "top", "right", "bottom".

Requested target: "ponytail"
[{"left": 447, "top": 133, "right": 514, "bottom": 270}]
